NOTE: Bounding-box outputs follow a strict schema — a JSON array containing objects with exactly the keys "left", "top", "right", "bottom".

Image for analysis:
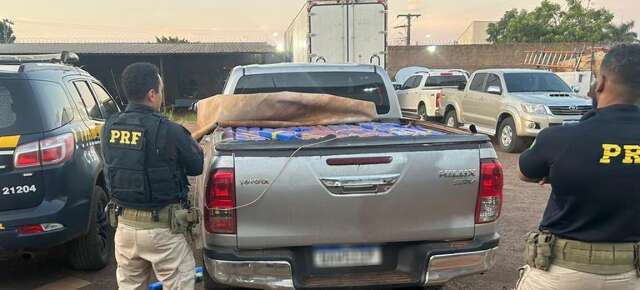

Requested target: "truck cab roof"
[
  {"left": 237, "top": 63, "right": 382, "bottom": 74},
  {"left": 473, "top": 68, "right": 552, "bottom": 74},
  {"left": 413, "top": 70, "right": 467, "bottom": 77}
]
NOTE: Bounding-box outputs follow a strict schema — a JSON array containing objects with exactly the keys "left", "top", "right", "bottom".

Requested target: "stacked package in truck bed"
[{"left": 220, "top": 122, "right": 446, "bottom": 143}]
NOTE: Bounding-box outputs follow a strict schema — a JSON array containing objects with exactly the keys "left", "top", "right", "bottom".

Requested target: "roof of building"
[
  {"left": 0, "top": 42, "right": 276, "bottom": 55},
  {"left": 239, "top": 63, "right": 380, "bottom": 74}
]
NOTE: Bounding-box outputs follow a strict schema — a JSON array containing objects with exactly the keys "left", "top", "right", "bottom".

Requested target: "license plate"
[
  {"left": 563, "top": 120, "right": 579, "bottom": 126},
  {"left": 313, "top": 246, "right": 382, "bottom": 268}
]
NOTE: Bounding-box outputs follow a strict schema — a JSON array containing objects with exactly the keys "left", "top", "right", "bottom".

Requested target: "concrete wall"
[{"left": 388, "top": 43, "right": 595, "bottom": 78}]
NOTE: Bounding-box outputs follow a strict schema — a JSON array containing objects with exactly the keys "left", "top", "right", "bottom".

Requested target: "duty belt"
[
  {"left": 552, "top": 238, "right": 639, "bottom": 275},
  {"left": 118, "top": 206, "right": 172, "bottom": 229},
  {"left": 525, "top": 231, "right": 640, "bottom": 275}
]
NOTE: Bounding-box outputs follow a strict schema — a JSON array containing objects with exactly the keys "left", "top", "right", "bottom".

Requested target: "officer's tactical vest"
[{"left": 103, "top": 111, "right": 185, "bottom": 209}]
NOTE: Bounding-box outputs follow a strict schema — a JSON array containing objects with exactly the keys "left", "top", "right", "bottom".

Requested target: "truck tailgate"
[{"left": 232, "top": 143, "right": 481, "bottom": 249}]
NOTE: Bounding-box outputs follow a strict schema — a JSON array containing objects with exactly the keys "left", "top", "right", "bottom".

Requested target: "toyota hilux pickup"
[
  {"left": 440, "top": 69, "right": 592, "bottom": 153},
  {"left": 195, "top": 63, "right": 502, "bottom": 289}
]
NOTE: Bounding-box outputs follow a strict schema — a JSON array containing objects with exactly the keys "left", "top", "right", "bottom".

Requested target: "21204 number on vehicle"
[{"left": 2, "top": 185, "right": 37, "bottom": 195}]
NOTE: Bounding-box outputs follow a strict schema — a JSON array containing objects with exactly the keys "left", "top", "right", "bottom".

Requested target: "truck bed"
[{"left": 203, "top": 120, "right": 491, "bottom": 249}]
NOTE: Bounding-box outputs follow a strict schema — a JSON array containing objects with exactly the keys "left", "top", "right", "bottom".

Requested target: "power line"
[{"left": 396, "top": 14, "right": 421, "bottom": 46}]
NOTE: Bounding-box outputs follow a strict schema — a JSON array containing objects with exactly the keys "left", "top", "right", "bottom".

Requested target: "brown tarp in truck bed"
[{"left": 191, "top": 92, "right": 378, "bottom": 140}]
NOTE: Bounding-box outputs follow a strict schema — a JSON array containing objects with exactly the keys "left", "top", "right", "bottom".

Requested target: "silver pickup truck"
[
  {"left": 440, "top": 69, "right": 592, "bottom": 153},
  {"left": 195, "top": 64, "right": 502, "bottom": 290}
]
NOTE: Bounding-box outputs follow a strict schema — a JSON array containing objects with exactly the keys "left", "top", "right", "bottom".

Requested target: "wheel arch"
[{"left": 496, "top": 109, "right": 521, "bottom": 136}]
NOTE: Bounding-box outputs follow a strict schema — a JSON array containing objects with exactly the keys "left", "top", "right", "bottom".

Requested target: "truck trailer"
[{"left": 285, "top": 0, "right": 388, "bottom": 68}]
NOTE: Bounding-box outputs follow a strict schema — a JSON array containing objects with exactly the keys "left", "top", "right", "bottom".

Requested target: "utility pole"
[{"left": 395, "top": 14, "right": 421, "bottom": 46}]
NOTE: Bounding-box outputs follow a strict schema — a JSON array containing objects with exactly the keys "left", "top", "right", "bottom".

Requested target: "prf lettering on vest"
[
  {"left": 110, "top": 130, "right": 143, "bottom": 146},
  {"left": 600, "top": 144, "right": 640, "bottom": 164}
]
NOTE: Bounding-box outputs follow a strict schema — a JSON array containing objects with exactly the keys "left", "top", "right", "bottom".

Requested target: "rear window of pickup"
[{"left": 234, "top": 71, "right": 390, "bottom": 115}]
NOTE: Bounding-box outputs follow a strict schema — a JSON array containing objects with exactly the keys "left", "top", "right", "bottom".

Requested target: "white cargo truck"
[{"left": 285, "top": 0, "right": 387, "bottom": 68}]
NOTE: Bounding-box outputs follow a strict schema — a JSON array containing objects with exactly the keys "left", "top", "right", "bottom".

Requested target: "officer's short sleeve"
[
  {"left": 169, "top": 123, "right": 204, "bottom": 176},
  {"left": 519, "top": 128, "right": 558, "bottom": 179}
]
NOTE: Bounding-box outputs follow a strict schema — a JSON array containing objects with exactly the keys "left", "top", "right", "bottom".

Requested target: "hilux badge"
[{"left": 439, "top": 169, "right": 476, "bottom": 178}]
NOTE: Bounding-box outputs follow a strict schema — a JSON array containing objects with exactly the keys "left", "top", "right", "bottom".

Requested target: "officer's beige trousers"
[
  {"left": 516, "top": 265, "right": 640, "bottom": 290},
  {"left": 115, "top": 224, "right": 195, "bottom": 290}
]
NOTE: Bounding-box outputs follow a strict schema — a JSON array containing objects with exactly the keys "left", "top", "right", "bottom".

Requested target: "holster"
[
  {"left": 169, "top": 204, "right": 200, "bottom": 235},
  {"left": 524, "top": 231, "right": 556, "bottom": 271},
  {"left": 105, "top": 201, "right": 120, "bottom": 228}
]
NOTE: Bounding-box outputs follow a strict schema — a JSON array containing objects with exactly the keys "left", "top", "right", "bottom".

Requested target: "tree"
[
  {"left": 0, "top": 19, "right": 16, "bottom": 44},
  {"left": 155, "top": 36, "right": 189, "bottom": 44},
  {"left": 606, "top": 21, "right": 638, "bottom": 43},
  {"left": 487, "top": 0, "right": 637, "bottom": 43}
]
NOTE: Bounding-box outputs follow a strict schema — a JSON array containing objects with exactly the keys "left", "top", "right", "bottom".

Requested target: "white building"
[{"left": 457, "top": 21, "right": 497, "bottom": 45}]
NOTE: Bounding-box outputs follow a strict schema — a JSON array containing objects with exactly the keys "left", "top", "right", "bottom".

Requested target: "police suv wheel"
[
  {"left": 498, "top": 118, "right": 529, "bottom": 153},
  {"left": 67, "top": 186, "right": 113, "bottom": 270}
]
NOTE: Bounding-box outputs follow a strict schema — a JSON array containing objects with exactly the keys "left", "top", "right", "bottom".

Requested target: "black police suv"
[{"left": 0, "top": 53, "right": 121, "bottom": 270}]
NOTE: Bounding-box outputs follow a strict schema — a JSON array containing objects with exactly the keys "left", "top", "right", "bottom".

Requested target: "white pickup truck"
[
  {"left": 397, "top": 71, "right": 468, "bottom": 120},
  {"left": 195, "top": 63, "right": 502, "bottom": 290}
]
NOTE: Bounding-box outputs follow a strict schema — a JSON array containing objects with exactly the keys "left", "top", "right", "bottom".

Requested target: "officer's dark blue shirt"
[{"left": 519, "top": 104, "right": 640, "bottom": 243}]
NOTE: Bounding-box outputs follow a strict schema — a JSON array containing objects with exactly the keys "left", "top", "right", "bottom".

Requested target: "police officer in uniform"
[
  {"left": 102, "top": 63, "right": 204, "bottom": 290},
  {"left": 516, "top": 44, "right": 640, "bottom": 289}
]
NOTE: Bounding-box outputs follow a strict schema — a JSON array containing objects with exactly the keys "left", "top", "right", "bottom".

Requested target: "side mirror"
[
  {"left": 487, "top": 86, "right": 502, "bottom": 95},
  {"left": 457, "top": 83, "right": 466, "bottom": 91},
  {"left": 571, "top": 86, "right": 580, "bottom": 93}
]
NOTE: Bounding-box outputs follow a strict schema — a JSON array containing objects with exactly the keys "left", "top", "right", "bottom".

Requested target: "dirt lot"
[{"left": 0, "top": 150, "right": 550, "bottom": 290}]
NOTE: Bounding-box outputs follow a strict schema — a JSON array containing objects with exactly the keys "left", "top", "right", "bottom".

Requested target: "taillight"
[
  {"left": 14, "top": 141, "right": 40, "bottom": 168},
  {"left": 41, "top": 134, "right": 75, "bottom": 165},
  {"left": 205, "top": 169, "right": 236, "bottom": 234},
  {"left": 17, "top": 223, "right": 64, "bottom": 235},
  {"left": 475, "top": 159, "right": 503, "bottom": 224},
  {"left": 17, "top": 224, "right": 44, "bottom": 235},
  {"left": 13, "top": 133, "right": 75, "bottom": 169},
  {"left": 435, "top": 92, "right": 442, "bottom": 109}
]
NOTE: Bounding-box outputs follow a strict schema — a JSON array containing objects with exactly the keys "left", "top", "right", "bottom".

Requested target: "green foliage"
[
  {"left": 0, "top": 19, "right": 16, "bottom": 44},
  {"left": 155, "top": 36, "right": 190, "bottom": 44},
  {"left": 487, "top": 0, "right": 637, "bottom": 43},
  {"left": 607, "top": 21, "right": 639, "bottom": 43}
]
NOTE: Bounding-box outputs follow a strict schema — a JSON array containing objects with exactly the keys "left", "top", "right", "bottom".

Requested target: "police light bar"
[{"left": 0, "top": 51, "right": 79, "bottom": 65}]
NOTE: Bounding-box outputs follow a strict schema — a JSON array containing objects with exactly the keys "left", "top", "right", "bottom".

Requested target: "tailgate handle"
[{"left": 320, "top": 174, "right": 400, "bottom": 195}]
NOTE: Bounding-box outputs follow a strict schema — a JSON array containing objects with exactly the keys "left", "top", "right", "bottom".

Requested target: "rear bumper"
[
  {"left": 0, "top": 197, "right": 91, "bottom": 251},
  {"left": 203, "top": 233, "right": 499, "bottom": 289}
]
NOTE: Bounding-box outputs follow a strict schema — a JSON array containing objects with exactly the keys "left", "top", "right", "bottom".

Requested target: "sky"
[{"left": 2, "top": 0, "right": 639, "bottom": 45}]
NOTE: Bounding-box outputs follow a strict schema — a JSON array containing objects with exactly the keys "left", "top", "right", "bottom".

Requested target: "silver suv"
[{"left": 441, "top": 69, "right": 592, "bottom": 152}]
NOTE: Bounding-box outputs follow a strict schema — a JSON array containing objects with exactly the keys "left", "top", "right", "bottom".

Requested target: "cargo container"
[{"left": 285, "top": 0, "right": 387, "bottom": 68}]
